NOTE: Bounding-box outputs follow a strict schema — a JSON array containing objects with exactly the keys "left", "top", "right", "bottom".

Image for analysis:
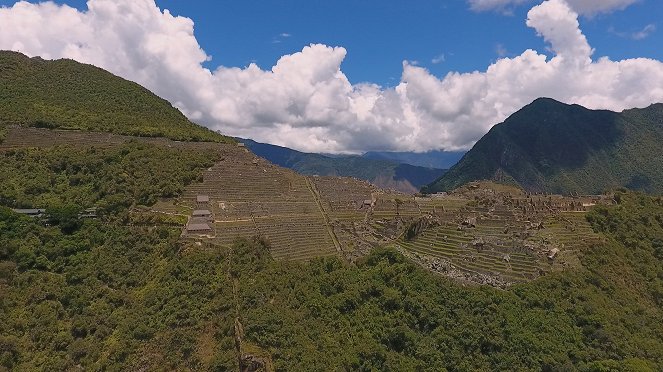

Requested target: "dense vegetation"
[
  {"left": 0, "top": 51, "right": 231, "bottom": 143},
  {"left": 1, "top": 138, "right": 661, "bottom": 370},
  {"left": 241, "top": 138, "right": 446, "bottom": 193},
  {"left": 0, "top": 143, "right": 219, "bottom": 216},
  {"left": 425, "top": 98, "right": 663, "bottom": 195},
  {"left": 0, "top": 212, "right": 238, "bottom": 370}
]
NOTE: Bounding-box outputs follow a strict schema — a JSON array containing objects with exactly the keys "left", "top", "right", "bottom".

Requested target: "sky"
[{"left": 0, "top": 0, "right": 662, "bottom": 153}]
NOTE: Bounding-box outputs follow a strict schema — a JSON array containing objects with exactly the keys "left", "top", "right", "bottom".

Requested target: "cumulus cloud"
[
  {"left": 469, "top": 0, "right": 639, "bottom": 15},
  {"left": 1, "top": 0, "right": 663, "bottom": 153}
]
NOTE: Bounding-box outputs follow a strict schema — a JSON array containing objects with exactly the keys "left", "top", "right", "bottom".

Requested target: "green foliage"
[
  {"left": 0, "top": 142, "right": 218, "bottom": 214},
  {"left": 586, "top": 192, "right": 663, "bottom": 307},
  {"left": 0, "top": 51, "right": 232, "bottom": 143},
  {"left": 0, "top": 214, "right": 238, "bottom": 370},
  {"left": 427, "top": 98, "right": 663, "bottom": 194},
  {"left": 229, "top": 246, "right": 662, "bottom": 370},
  {"left": 0, "top": 142, "right": 232, "bottom": 370},
  {"left": 47, "top": 204, "right": 82, "bottom": 234}
]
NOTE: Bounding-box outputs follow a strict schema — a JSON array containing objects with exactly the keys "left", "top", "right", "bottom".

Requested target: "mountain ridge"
[
  {"left": 0, "top": 50, "right": 231, "bottom": 143},
  {"left": 425, "top": 98, "right": 663, "bottom": 195},
  {"left": 361, "top": 149, "right": 465, "bottom": 169},
  {"left": 239, "top": 138, "right": 447, "bottom": 193}
]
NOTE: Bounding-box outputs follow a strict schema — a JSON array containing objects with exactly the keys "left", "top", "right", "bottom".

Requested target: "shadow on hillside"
[{"left": 501, "top": 99, "right": 626, "bottom": 172}]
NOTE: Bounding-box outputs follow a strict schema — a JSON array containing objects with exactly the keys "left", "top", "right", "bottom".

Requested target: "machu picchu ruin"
[{"left": 0, "top": 126, "right": 614, "bottom": 288}]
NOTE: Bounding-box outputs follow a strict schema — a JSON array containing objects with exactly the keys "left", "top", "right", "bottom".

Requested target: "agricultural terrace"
[
  {"left": 1, "top": 128, "right": 611, "bottom": 286},
  {"left": 176, "top": 145, "right": 339, "bottom": 260}
]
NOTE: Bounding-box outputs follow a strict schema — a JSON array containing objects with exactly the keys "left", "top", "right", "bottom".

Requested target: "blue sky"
[
  {"left": 3, "top": 0, "right": 660, "bottom": 86},
  {"left": 1, "top": 0, "right": 662, "bottom": 153}
]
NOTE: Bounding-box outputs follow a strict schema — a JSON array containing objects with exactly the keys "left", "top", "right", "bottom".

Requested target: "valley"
[{"left": 239, "top": 138, "right": 448, "bottom": 193}]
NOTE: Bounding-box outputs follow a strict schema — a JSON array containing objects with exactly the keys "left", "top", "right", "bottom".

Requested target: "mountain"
[
  {"left": 240, "top": 138, "right": 447, "bottom": 193},
  {"left": 426, "top": 98, "right": 663, "bottom": 195},
  {"left": 362, "top": 149, "right": 465, "bottom": 169},
  {"left": 0, "top": 51, "right": 230, "bottom": 143}
]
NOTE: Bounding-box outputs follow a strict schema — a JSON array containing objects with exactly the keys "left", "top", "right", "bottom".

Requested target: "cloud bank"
[{"left": 1, "top": 0, "right": 662, "bottom": 153}]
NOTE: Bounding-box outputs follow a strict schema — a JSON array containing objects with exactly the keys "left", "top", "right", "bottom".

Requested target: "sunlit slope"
[{"left": 0, "top": 51, "right": 231, "bottom": 143}]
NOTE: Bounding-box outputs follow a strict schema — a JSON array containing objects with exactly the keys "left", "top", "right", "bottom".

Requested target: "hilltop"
[
  {"left": 426, "top": 98, "right": 663, "bottom": 195},
  {"left": 0, "top": 51, "right": 231, "bottom": 143},
  {"left": 240, "top": 138, "right": 447, "bottom": 193}
]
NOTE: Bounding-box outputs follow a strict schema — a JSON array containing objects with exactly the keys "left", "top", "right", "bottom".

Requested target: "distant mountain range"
[
  {"left": 362, "top": 150, "right": 465, "bottom": 170},
  {"left": 239, "top": 138, "right": 447, "bottom": 193},
  {"left": 426, "top": 98, "right": 663, "bottom": 195}
]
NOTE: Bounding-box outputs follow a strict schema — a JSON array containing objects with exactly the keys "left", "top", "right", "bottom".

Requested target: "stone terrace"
[
  {"left": 177, "top": 147, "right": 338, "bottom": 260},
  {"left": 1, "top": 128, "right": 612, "bottom": 284}
]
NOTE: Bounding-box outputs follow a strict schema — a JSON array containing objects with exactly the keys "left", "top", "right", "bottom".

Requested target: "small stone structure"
[{"left": 186, "top": 223, "right": 212, "bottom": 234}]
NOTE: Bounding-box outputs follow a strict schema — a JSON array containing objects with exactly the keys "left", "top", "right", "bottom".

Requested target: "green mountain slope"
[
  {"left": 0, "top": 51, "right": 230, "bottom": 143},
  {"left": 426, "top": 98, "right": 663, "bottom": 194},
  {"left": 241, "top": 138, "right": 447, "bottom": 193}
]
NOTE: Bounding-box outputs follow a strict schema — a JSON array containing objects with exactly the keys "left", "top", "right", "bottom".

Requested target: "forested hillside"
[
  {"left": 0, "top": 51, "right": 230, "bottom": 143},
  {"left": 0, "top": 143, "right": 219, "bottom": 214},
  {"left": 1, "top": 151, "right": 662, "bottom": 370},
  {"left": 426, "top": 98, "right": 663, "bottom": 195}
]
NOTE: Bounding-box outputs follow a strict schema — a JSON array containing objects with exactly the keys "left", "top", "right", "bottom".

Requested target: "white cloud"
[
  {"left": 496, "top": 43, "right": 509, "bottom": 57},
  {"left": 469, "top": 0, "right": 639, "bottom": 15},
  {"left": 611, "top": 23, "right": 657, "bottom": 40},
  {"left": 272, "top": 32, "right": 292, "bottom": 44},
  {"left": 432, "top": 54, "right": 446, "bottom": 64},
  {"left": 1, "top": 0, "right": 663, "bottom": 153},
  {"left": 632, "top": 24, "right": 656, "bottom": 40}
]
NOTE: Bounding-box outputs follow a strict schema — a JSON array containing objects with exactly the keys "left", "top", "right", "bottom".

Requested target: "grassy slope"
[
  {"left": 426, "top": 98, "right": 663, "bottom": 194},
  {"left": 0, "top": 51, "right": 231, "bottom": 143}
]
